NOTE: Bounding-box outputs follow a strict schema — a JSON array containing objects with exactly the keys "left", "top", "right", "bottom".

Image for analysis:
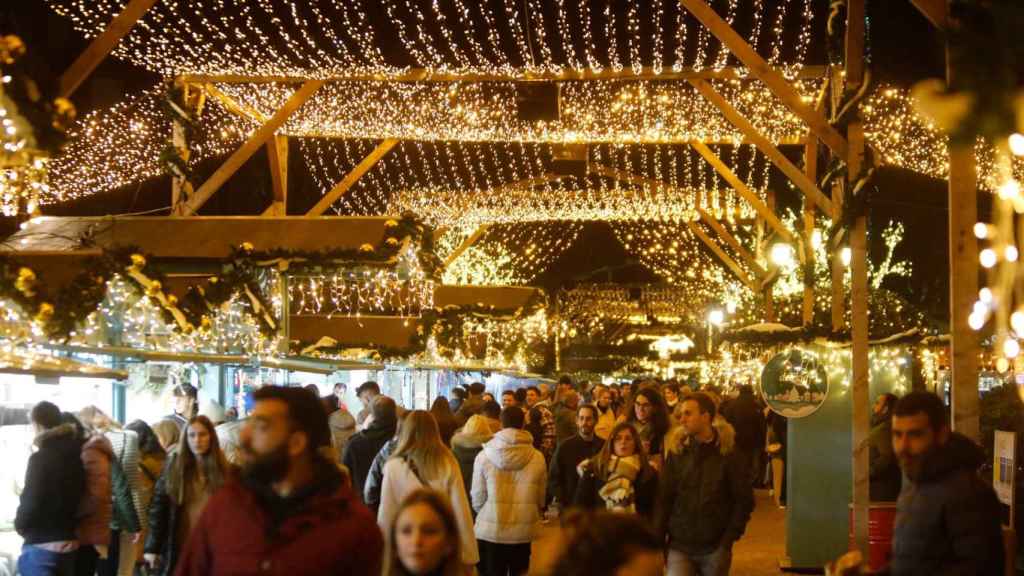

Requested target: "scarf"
[{"left": 597, "top": 455, "right": 641, "bottom": 513}]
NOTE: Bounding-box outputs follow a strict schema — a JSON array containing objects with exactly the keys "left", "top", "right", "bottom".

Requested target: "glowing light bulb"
[
  {"left": 1004, "top": 338, "right": 1020, "bottom": 359},
  {"left": 708, "top": 309, "right": 725, "bottom": 326},
  {"left": 840, "top": 247, "right": 852, "bottom": 267},
  {"left": 1012, "top": 310, "right": 1024, "bottom": 337},
  {"left": 811, "top": 230, "right": 823, "bottom": 249},
  {"left": 980, "top": 288, "right": 994, "bottom": 304},
  {"left": 770, "top": 243, "right": 794, "bottom": 267},
  {"left": 968, "top": 311, "right": 986, "bottom": 331},
  {"left": 1007, "top": 246, "right": 1019, "bottom": 262},
  {"left": 999, "top": 180, "right": 1020, "bottom": 199},
  {"left": 974, "top": 223, "right": 989, "bottom": 239},
  {"left": 980, "top": 249, "right": 998, "bottom": 268},
  {"left": 1010, "top": 133, "right": 1024, "bottom": 156}
]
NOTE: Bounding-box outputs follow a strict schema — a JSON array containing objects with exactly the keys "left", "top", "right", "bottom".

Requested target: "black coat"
[
  {"left": 657, "top": 427, "right": 755, "bottom": 555},
  {"left": 889, "top": 433, "right": 1004, "bottom": 576},
  {"left": 451, "top": 433, "right": 488, "bottom": 501},
  {"left": 341, "top": 419, "right": 396, "bottom": 503},
  {"left": 15, "top": 424, "right": 85, "bottom": 544},
  {"left": 145, "top": 457, "right": 183, "bottom": 576},
  {"left": 574, "top": 461, "right": 658, "bottom": 521},
  {"left": 548, "top": 435, "right": 604, "bottom": 507},
  {"left": 723, "top": 392, "right": 766, "bottom": 453}
]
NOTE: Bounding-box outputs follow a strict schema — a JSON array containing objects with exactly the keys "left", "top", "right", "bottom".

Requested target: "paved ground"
[{"left": 529, "top": 489, "right": 788, "bottom": 575}]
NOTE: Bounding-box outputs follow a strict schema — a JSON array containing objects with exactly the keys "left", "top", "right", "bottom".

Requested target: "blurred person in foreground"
[
  {"left": 15, "top": 401, "right": 85, "bottom": 576},
  {"left": 383, "top": 489, "right": 465, "bottom": 576},
  {"left": 175, "top": 386, "right": 383, "bottom": 575},
  {"left": 549, "top": 509, "right": 663, "bottom": 576},
  {"left": 828, "top": 391, "right": 1003, "bottom": 576}
]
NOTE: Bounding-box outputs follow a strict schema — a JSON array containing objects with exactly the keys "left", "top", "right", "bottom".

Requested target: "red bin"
[{"left": 848, "top": 503, "right": 898, "bottom": 572}]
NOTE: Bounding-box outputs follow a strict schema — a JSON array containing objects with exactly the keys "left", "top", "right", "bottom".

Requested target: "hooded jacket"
[
  {"left": 341, "top": 417, "right": 396, "bottom": 503},
  {"left": 889, "top": 433, "right": 1003, "bottom": 576},
  {"left": 15, "top": 424, "right": 86, "bottom": 545},
  {"left": 174, "top": 461, "right": 383, "bottom": 576},
  {"left": 76, "top": 432, "right": 115, "bottom": 547},
  {"left": 657, "top": 419, "right": 754, "bottom": 555},
  {"left": 451, "top": 429, "right": 492, "bottom": 500},
  {"left": 471, "top": 428, "right": 547, "bottom": 544}
]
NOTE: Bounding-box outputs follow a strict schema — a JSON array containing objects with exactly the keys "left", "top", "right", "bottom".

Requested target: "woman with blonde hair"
[
  {"left": 378, "top": 410, "right": 479, "bottom": 571},
  {"left": 383, "top": 489, "right": 464, "bottom": 576},
  {"left": 144, "top": 416, "right": 229, "bottom": 576},
  {"left": 574, "top": 422, "right": 658, "bottom": 521}
]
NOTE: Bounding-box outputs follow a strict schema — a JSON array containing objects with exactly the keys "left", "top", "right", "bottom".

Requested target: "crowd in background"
[{"left": 12, "top": 374, "right": 1006, "bottom": 576}]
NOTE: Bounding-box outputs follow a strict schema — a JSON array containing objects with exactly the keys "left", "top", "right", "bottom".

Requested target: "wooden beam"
[
  {"left": 690, "top": 78, "right": 834, "bottom": 215},
  {"left": 178, "top": 80, "right": 324, "bottom": 216},
  {"left": 687, "top": 221, "right": 756, "bottom": 290},
  {"left": 58, "top": 0, "right": 159, "bottom": 99},
  {"left": 910, "top": 0, "right": 948, "bottom": 30},
  {"left": 305, "top": 139, "right": 398, "bottom": 216},
  {"left": 178, "top": 65, "right": 828, "bottom": 86},
  {"left": 263, "top": 135, "right": 288, "bottom": 216},
  {"left": 678, "top": 0, "right": 849, "bottom": 159},
  {"left": 443, "top": 225, "right": 492, "bottom": 269},
  {"left": 696, "top": 208, "right": 767, "bottom": 278},
  {"left": 690, "top": 141, "right": 796, "bottom": 244},
  {"left": 201, "top": 83, "right": 268, "bottom": 124}
]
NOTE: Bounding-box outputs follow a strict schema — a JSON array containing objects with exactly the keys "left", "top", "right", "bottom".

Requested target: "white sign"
[{"left": 994, "top": 430, "right": 1015, "bottom": 509}]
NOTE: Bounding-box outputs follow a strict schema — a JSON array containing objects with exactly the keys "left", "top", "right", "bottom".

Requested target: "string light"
[{"left": 438, "top": 223, "right": 581, "bottom": 286}]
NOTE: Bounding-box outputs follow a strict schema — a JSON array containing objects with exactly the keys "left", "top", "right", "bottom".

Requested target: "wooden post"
[
  {"left": 263, "top": 135, "right": 288, "bottom": 216},
  {"left": 170, "top": 114, "right": 190, "bottom": 212},
  {"left": 831, "top": 66, "right": 847, "bottom": 333},
  {"left": 945, "top": 15, "right": 979, "bottom": 442},
  {"left": 764, "top": 187, "right": 777, "bottom": 323},
  {"left": 803, "top": 135, "right": 818, "bottom": 326},
  {"left": 847, "top": 0, "right": 870, "bottom": 558}
]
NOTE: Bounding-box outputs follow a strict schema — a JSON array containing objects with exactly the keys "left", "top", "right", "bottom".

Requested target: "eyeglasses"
[{"left": 635, "top": 401, "right": 652, "bottom": 409}]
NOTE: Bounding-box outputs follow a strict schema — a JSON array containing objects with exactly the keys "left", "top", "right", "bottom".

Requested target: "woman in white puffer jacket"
[{"left": 471, "top": 406, "right": 547, "bottom": 576}]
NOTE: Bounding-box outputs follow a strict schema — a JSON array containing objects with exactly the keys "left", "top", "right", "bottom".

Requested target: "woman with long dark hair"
[
  {"left": 430, "top": 397, "right": 459, "bottom": 448},
  {"left": 383, "top": 489, "right": 464, "bottom": 576},
  {"left": 144, "top": 416, "right": 229, "bottom": 576},
  {"left": 574, "top": 422, "right": 658, "bottom": 520},
  {"left": 622, "top": 387, "right": 672, "bottom": 467}
]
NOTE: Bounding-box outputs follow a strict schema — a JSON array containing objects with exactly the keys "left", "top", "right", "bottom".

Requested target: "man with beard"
[
  {"left": 547, "top": 404, "right": 604, "bottom": 512},
  {"left": 174, "top": 386, "right": 383, "bottom": 576},
  {"left": 885, "top": 391, "right": 1002, "bottom": 575}
]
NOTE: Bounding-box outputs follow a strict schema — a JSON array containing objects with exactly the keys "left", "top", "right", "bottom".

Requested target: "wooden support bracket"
[
  {"left": 443, "top": 225, "right": 492, "bottom": 269},
  {"left": 678, "top": 0, "right": 849, "bottom": 159},
  {"left": 690, "top": 78, "right": 834, "bottom": 215},
  {"left": 910, "top": 0, "right": 948, "bottom": 30},
  {"left": 690, "top": 141, "right": 796, "bottom": 244},
  {"left": 697, "top": 208, "right": 767, "bottom": 278},
  {"left": 58, "top": 0, "right": 159, "bottom": 99},
  {"left": 177, "top": 80, "right": 323, "bottom": 216},
  {"left": 687, "top": 221, "right": 756, "bottom": 291},
  {"left": 201, "top": 83, "right": 268, "bottom": 124},
  {"left": 306, "top": 139, "right": 399, "bottom": 217},
  {"left": 263, "top": 135, "right": 288, "bottom": 216}
]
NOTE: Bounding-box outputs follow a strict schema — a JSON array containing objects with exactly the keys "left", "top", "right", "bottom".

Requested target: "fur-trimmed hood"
[
  {"left": 451, "top": 429, "right": 492, "bottom": 450},
  {"left": 34, "top": 423, "right": 78, "bottom": 448},
  {"left": 664, "top": 416, "right": 736, "bottom": 457}
]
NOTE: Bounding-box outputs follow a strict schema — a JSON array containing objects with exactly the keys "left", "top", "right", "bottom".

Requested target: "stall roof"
[{"left": 0, "top": 347, "right": 127, "bottom": 380}]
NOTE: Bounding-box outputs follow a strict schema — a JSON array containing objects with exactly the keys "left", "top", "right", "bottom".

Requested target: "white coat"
[
  {"left": 377, "top": 454, "right": 480, "bottom": 566},
  {"left": 471, "top": 428, "right": 547, "bottom": 545}
]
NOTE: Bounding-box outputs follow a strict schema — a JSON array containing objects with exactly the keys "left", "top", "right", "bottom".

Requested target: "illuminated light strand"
[{"left": 439, "top": 223, "right": 582, "bottom": 286}]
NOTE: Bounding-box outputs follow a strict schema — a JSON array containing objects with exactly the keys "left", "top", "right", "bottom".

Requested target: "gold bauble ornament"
[
  {"left": 239, "top": 242, "right": 255, "bottom": 253},
  {"left": 0, "top": 36, "right": 25, "bottom": 64},
  {"left": 384, "top": 219, "right": 399, "bottom": 228},
  {"left": 15, "top": 267, "right": 36, "bottom": 296},
  {"left": 51, "top": 98, "right": 77, "bottom": 132},
  {"left": 129, "top": 254, "right": 147, "bottom": 269},
  {"left": 359, "top": 243, "right": 375, "bottom": 253},
  {"left": 167, "top": 294, "right": 178, "bottom": 306},
  {"left": 34, "top": 302, "right": 53, "bottom": 324},
  {"left": 146, "top": 281, "right": 162, "bottom": 297},
  {"left": 385, "top": 237, "right": 400, "bottom": 247}
]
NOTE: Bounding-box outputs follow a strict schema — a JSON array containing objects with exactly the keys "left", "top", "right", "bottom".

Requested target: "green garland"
[{"left": 0, "top": 35, "right": 75, "bottom": 157}]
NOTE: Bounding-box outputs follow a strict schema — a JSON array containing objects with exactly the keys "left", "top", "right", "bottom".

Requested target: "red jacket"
[{"left": 174, "top": 468, "right": 383, "bottom": 576}]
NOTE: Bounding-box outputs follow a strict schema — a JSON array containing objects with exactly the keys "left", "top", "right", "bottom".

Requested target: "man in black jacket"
[
  {"left": 548, "top": 404, "right": 604, "bottom": 511},
  {"left": 342, "top": 395, "right": 397, "bottom": 503},
  {"left": 15, "top": 401, "right": 86, "bottom": 576},
  {"left": 722, "top": 384, "right": 766, "bottom": 485},
  {"left": 659, "top": 393, "right": 753, "bottom": 576},
  {"left": 887, "top": 391, "right": 1002, "bottom": 575}
]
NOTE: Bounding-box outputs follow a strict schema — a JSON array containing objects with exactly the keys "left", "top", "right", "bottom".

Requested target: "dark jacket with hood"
[
  {"left": 657, "top": 420, "right": 755, "bottom": 555},
  {"left": 362, "top": 436, "right": 398, "bottom": 514},
  {"left": 889, "top": 433, "right": 1003, "bottom": 576},
  {"left": 175, "top": 459, "right": 383, "bottom": 576},
  {"left": 451, "top": 429, "right": 492, "bottom": 500},
  {"left": 548, "top": 434, "right": 604, "bottom": 508},
  {"left": 341, "top": 417, "right": 396, "bottom": 503},
  {"left": 15, "top": 423, "right": 86, "bottom": 545}
]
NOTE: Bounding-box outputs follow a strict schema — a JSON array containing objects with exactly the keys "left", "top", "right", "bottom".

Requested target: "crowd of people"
[{"left": 12, "top": 374, "right": 1007, "bottom": 576}]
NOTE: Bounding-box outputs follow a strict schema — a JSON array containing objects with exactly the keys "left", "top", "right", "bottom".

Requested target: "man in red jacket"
[{"left": 175, "top": 386, "right": 383, "bottom": 576}]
